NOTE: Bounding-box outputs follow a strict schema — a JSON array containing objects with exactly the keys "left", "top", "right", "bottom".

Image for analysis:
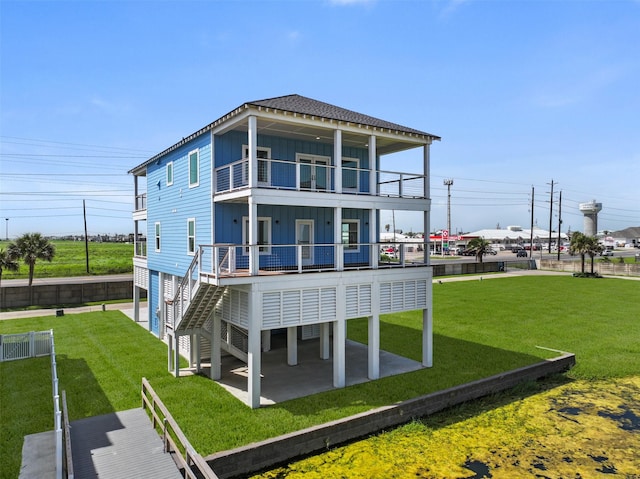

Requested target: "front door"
[
  {"left": 296, "top": 220, "right": 314, "bottom": 266},
  {"left": 299, "top": 156, "right": 329, "bottom": 191}
]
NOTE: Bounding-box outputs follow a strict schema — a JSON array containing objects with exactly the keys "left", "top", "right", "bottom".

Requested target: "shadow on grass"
[
  {"left": 57, "top": 355, "right": 116, "bottom": 420},
  {"left": 272, "top": 323, "right": 549, "bottom": 416}
]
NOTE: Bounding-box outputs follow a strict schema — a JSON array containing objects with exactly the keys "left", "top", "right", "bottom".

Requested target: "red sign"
[{"left": 442, "top": 229, "right": 449, "bottom": 239}]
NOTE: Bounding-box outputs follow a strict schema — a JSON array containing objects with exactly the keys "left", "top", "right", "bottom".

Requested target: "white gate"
[{"left": 0, "top": 330, "right": 52, "bottom": 362}]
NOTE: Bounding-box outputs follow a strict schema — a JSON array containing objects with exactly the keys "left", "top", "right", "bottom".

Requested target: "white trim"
[
  {"left": 187, "top": 218, "right": 196, "bottom": 256},
  {"left": 295, "top": 219, "right": 315, "bottom": 266},
  {"left": 188, "top": 149, "right": 199, "bottom": 188},
  {"left": 296, "top": 153, "right": 331, "bottom": 191},
  {"left": 341, "top": 156, "right": 359, "bottom": 192},
  {"left": 242, "top": 144, "right": 271, "bottom": 185},
  {"left": 166, "top": 161, "right": 174, "bottom": 186},
  {"left": 242, "top": 216, "right": 272, "bottom": 255},
  {"left": 154, "top": 222, "right": 161, "bottom": 252},
  {"left": 341, "top": 219, "right": 360, "bottom": 253}
]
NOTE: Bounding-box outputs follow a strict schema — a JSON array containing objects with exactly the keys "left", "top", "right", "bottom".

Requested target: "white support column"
[
  {"left": 423, "top": 143, "right": 431, "bottom": 266},
  {"left": 319, "top": 322, "right": 330, "bottom": 360},
  {"left": 369, "top": 209, "right": 377, "bottom": 269},
  {"left": 211, "top": 313, "right": 221, "bottom": 380},
  {"left": 194, "top": 330, "right": 201, "bottom": 373},
  {"left": 334, "top": 129, "right": 342, "bottom": 194},
  {"left": 333, "top": 318, "right": 346, "bottom": 388},
  {"left": 248, "top": 115, "right": 257, "bottom": 189},
  {"left": 247, "top": 289, "right": 262, "bottom": 408},
  {"left": 368, "top": 314, "right": 380, "bottom": 379},
  {"left": 369, "top": 135, "right": 377, "bottom": 195},
  {"left": 249, "top": 197, "right": 259, "bottom": 276},
  {"left": 287, "top": 326, "right": 298, "bottom": 366},
  {"left": 422, "top": 308, "right": 433, "bottom": 367},
  {"left": 334, "top": 207, "right": 343, "bottom": 271},
  {"left": 262, "top": 330, "right": 271, "bottom": 352},
  {"left": 174, "top": 333, "right": 181, "bottom": 378},
  {"left": 167, "top": 334, "right": 173, "bottom": 372},
  {"left": 133, "top": 285, "right": 140, "bottom": 322}
]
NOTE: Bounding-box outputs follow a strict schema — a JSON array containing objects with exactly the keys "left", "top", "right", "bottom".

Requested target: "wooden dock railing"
[{"left": 141, "top": 378, "right": 218, "bottom": 479}]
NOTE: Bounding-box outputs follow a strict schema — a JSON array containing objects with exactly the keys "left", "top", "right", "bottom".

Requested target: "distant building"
[{"left": 461, "top": 225, "right": 568, "bottom": 250}]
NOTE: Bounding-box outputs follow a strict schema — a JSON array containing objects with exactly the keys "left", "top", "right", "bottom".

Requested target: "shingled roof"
[
  {"left": 246, "top": 94, "right": 440, "bottom": 139},
  {"left": 130, "top": 94, "right": 438, "bottom": 173}
]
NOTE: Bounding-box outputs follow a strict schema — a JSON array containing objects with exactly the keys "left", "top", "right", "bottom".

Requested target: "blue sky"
[{"left": 1, "top": 0, "right": 639, "bottom": 239}]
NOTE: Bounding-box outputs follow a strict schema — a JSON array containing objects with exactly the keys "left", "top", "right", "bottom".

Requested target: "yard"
[{"left": 1, "top": 275, "right": 639, "bottom": 478}]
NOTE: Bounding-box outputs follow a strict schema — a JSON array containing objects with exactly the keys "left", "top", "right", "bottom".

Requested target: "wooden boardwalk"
[{"left": 70, "top": 408, "right": 183, "bottom": 479}]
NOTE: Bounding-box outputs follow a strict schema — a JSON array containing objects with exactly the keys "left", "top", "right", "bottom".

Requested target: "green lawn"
[
  {"left": 1, "top": 276, "right": 639, "bottom": 479},
  {"left": 0, "top": 240, "right": 133, "bottom": 279}
]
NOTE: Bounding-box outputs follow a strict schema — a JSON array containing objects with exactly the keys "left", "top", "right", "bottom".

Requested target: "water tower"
[{"left": 579, "top": 200, "right": 602, "bottom": 236}]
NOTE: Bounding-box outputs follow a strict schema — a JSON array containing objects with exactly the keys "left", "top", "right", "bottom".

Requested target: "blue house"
[{"left": 129, "top": 95, "right": 439, "bottom": 408}]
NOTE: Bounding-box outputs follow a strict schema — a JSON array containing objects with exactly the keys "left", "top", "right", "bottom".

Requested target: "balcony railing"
[
  {"left": 135, "top": 238, "right": 147, "bottom": 258},
  {"left": 214, "top": 158, "right": 426, "bottom": 199},
  {"left": 135, "top": 193, "right": 147, "bottom": 211},
  {"left": 195, "top": 242, "right": 428, "bottom": 281}
]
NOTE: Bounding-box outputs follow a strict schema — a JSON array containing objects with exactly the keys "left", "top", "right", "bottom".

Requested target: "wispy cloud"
[
  {"left": 532, "top": 65, "right": 625, "bottom": 109},
  {"left": 437, "top": 0, "right": 472, "bottom": 19}
]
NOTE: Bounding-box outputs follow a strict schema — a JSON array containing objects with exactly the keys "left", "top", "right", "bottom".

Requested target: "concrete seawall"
[{"left": 1, "top": 276, "right": 145, "bottom": 309}]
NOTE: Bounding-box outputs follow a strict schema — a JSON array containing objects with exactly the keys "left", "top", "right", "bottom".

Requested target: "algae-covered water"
[{"left": 252, "top": 376, "right": 640, "bottom": 478}]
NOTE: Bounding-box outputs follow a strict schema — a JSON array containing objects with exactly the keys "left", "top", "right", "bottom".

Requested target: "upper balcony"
[
  {"left": 215, "top": 158, "right": 426, "bottom": 199},
  {"left": 133, "top": 193, "right": 147, "bottom": 220}
]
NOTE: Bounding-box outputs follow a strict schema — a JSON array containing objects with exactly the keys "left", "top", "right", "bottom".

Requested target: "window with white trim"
[
  {"left": 187, "top": 218, "right": 196, "bottom": 255},
  {"left": 342, "top": 157, "right": 359, "bottom": 191},
  {"left": 341, "top": 219, "right": 359, "bottom": 251},
  {"left": 166, "top": 161, "right": 173, "bottom": 186},
  {"left": 242, "top": 216, "right": 271, "bottom": 254},
  {"left": 242, "top": 145, "right": 271, "bottom": 185},
  {"left": 188, "top": 149, "right": 199, "bottom": 187},
  {"left": 155, "top": 222, "right": 161, "bottom": 252}
]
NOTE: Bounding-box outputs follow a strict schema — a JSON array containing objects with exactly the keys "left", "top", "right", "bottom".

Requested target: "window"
[
  {"left": 187, "top": 218, "right": 195, "bottom": 255},
  {"left": 166, "top": 161, "right": 173, "bottom": 186},
  {"left": 189, "top": 150, "right": 199, "bottom": 187},
  {"left": 155, "top": 222, "right": 161, "bottom": 252},
  {"left": 242, "top": 217, "right": 272, "bottom": 254},
  {"left": 342, "top": 158, "right": 359, "bottom": 191},
  {"left": 341, "top": 220, "right": 359, "bottom": 251},
  {"left": 242, "top": 145, "right": 271, "bottom": 185}
]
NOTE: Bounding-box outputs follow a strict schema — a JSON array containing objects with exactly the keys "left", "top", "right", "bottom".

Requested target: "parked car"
[
  {"left": 516, "top": 249, "right": 528, "bottom": 257},
  {"left": 601, "top": 249, "right": 614, "bottom": 257},
  {"left": 485, "top": 249, "right": 497, "bottom": 255}
]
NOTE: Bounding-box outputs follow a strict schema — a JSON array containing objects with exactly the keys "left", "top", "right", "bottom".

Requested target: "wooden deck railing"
[{"left": 141, "top": 378, "right": 218, "bottom": 479}]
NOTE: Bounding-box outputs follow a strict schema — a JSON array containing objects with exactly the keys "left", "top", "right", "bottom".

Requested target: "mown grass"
[
  {"left": 1, "top": 276, "right": 638, "bottom": 479},
  {"left": 0, "top": 240, "right": 133, "bottom": 279}
]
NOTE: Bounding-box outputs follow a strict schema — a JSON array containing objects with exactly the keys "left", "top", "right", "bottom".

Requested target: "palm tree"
[
  {"left": 466, "top": 237, "right": 492, "bottom": 263},
  {"left": 14, "top": 233, "right": 56, "bottom": 286},
  {"left": 0, "top": 245, "right": 20, "bottom": 289},
  {"left": 585, "top": 236, "right": 604, "bottom": 274},
  {"left": 569, "top": 231, "right": 589, "bottom": 273}
]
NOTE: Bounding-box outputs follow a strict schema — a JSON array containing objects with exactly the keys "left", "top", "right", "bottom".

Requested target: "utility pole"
[
  {"left": 557, "top": 190, "right": 562, "bottom": 261},
  {"left": 547, "top": 179, "right": 554, "bottom": 253},
  {"left": 83, "top": 200, "right": 90, "bottom": 274},
  {"left": 529, "top": 186, "right": 535, "bottom": 259},
  {"left": 444, "top": 179, "right": 453, "bottom": 251}
]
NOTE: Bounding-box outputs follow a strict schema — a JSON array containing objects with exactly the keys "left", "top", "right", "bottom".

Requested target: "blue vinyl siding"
[
  {"left": 214, "top": 204, "right": 369, "bottom": 269},
  {"left": 214, "top": 131, "right": 370, "bottom": 192},
  {"left": 147, "top": 134, "right": 212, "bottom": 276}
]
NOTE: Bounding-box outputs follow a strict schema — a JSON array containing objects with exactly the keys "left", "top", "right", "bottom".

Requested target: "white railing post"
[{"left": 297, "top": 244, "right": 303, "bottom": 273}]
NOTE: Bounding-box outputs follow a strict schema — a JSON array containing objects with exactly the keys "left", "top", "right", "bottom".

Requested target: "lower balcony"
[{"left": 194, "top": 241, "right": 428, "bottom": 282}]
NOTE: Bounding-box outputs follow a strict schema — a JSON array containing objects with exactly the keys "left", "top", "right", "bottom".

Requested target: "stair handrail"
[{"left": 170, "top": 249, "right": 201, "bottom": 330}]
